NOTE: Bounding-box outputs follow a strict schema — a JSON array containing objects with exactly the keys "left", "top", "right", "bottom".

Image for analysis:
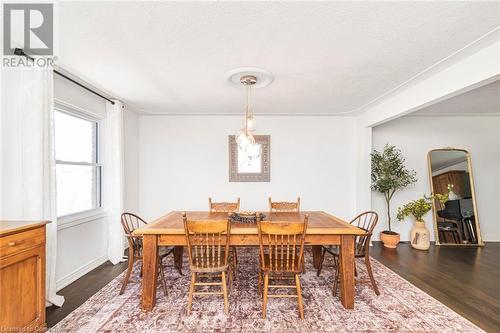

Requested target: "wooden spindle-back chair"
[
  {"left": 208, "top": 197, "right": 240, "bottom": 273},
  {"left": 268, "top": 197, "right": 301, "bottom": 212},
  {"left": 257, "top": 214, "right": 309, "bottom": 319},
  {"left": 317, "top": 211, "right": 380, "bottom": 296},
  {"left": 120, "top": 213, "right": 175, "bottom": 295},
  {"left": 183, "top": 212, "right": 233, "bottom": 315},
  {"left": 209, "top": 197, "right": 240, "bottom": 213}
]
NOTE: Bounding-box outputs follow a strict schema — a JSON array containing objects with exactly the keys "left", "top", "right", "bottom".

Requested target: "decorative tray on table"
[{"left": 229, "top": 211, "right": 265, "bottom": 224}]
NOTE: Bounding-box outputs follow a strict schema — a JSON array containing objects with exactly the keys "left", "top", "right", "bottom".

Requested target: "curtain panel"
[
  {"left": 1, "top": 67, "right": 64, "bottom": 307},
  {"left": 103, "top": 100, "right": 126, "bottom": 264}
]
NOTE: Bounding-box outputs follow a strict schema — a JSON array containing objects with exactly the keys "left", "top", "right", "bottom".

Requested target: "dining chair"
[
  {"left": 257, "top": 213, "right": 309, "bottom": 319},
  {"left": 183, "top": 212, "right": 233, "bottom": 315},
  {"left": 209, "top": 197, "right": 240, "bottom": 273},
  {"left": 120, "top": 212, "right": 177, "bottom": 295},
  {"left": 316, "top": 211, "right": 380, "bottom": 296},
  {"left": 268, "top": 197, "right": 301, "bottom": 212},
  {"left": 209, "top": 197, "right": 240, "bottom": 213}
]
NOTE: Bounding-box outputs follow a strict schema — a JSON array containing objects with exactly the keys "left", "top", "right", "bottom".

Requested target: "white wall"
[
  {"left": 372, "top": 115, "right": 500, "bottom": 241},
  {"left": 123, "top": 108, "right": 139, "bottom": 213},
  {"left": 138, "top": 115, "right": 357, "bottom": 222}
]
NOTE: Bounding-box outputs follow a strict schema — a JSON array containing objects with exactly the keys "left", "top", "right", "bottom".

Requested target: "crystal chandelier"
[{"left": 236, "top": 75, "right": 261, "bottom": 158}]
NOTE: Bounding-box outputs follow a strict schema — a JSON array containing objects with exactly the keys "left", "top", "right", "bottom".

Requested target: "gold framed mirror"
[{"left": 428, "top": 148, "right": 483, "bottom": 246}]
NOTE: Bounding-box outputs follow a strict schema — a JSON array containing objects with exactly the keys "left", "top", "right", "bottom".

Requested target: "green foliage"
[
  {"left": 397, "top": 198, "right": 432, "bottom": 222},
  {"left": 425, "top": 182, "right": 453, "bottom": 206},
  {"left": 371, "top": 144, "right": 417, "bottom": 231},
  {"left": 431, "top": 192, "right": 449, "bottom": 206}
]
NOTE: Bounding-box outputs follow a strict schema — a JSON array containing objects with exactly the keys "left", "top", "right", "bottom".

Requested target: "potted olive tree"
[
  {"left": 397, "top": 198, "right": 432, "bottom": 250},
  {"left": 371, "top": 144, "right": 417, "bottom": 248}
]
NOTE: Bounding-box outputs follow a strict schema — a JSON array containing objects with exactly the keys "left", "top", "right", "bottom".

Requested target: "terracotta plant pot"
[
  {"left": 410, "top": 220, "right": 430, "bottom": 250},
  {"left": 380, "top": 231, "right": 400, "bottom": 248}
]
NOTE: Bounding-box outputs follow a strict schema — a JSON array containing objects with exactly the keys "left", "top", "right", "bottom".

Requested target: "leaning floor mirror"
[{"left": 428, "top": 148, "right": 483, "bottom": 246}]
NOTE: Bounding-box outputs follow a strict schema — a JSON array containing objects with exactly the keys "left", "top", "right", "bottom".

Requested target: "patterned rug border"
[{"left": 49, "top": 250, "right": 484, "bottom": 333}]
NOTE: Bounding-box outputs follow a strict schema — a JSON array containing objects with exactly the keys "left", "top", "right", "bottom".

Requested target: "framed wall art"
[{"left": 228, "top": 135, "right": 270, "bottom": 182}]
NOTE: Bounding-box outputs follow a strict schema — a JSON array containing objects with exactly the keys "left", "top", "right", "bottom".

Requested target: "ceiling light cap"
[{"left": 225, "top": 67, "right": 273, "bottom": 88}]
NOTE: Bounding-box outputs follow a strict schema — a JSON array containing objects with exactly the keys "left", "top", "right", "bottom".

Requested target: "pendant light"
[{"left": 236, "top": 75, "right": 261, "bottom": 158}]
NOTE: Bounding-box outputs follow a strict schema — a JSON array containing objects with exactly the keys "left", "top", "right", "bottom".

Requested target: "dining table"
[{"left": 133, "top": 211, "right": 365, "bottom": 311}]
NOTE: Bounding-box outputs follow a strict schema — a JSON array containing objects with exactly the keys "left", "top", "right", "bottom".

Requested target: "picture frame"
[{"left": 228, "top": 135, "right": 270, "bottom": 182}]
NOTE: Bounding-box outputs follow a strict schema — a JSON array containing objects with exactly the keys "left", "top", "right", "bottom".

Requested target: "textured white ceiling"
[
  {"left": 414, "top": 81, "right": 500, "bottom": 116},
  {"left": 57, "top": 1, "right": 500, "bottom": 115}
]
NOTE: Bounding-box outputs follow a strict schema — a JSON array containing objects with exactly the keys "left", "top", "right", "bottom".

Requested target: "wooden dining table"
[{"left": 133, "top": 211, "right": 365, "bottom": 311}]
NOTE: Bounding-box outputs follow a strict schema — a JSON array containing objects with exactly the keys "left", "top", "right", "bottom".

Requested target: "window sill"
[{"left": 57, "top": 209, "right": 106, "bottom": 231}]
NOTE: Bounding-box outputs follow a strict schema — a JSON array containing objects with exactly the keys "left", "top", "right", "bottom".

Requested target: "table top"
[
  {"left": 0, "top": 220, "right": 50, "bottom": 237},
  {"left": 134, "top": 211, "right": 364, "bottom": 235}
]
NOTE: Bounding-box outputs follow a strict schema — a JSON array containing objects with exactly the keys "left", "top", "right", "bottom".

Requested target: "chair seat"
[
  {"left": 261, "top": 253, "right": 301, "bottom": 272},
  {"left": 322, "top": 245, "right": 365, "bottom": 257}
]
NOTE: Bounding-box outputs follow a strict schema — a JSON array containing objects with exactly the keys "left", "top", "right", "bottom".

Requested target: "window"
[{"left": 55, "top": 110, "right": 101, "bottom": 217}]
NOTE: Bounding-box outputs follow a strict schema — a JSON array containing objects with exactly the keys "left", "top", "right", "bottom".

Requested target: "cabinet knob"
[{"left": 8, "top": 241, "right": 16, "bottom": 246}]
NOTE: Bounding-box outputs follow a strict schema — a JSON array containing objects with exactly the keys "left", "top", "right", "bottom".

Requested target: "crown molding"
[
  {"left": 408, "top": 112, "right": 500, "bottom": 117},
  {"left": 136, "top": 112, "right": 354, "bottom": 117}
]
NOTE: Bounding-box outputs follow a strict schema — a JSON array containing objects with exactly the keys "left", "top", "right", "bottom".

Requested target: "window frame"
[{"left": 54, "top": 103, "right": 104, "bottom": 224}]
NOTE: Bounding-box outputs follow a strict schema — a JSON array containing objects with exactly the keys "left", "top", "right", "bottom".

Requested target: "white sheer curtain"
[
  {"left": 0, "top": 67, "right": 64, "bottom": 307},
  {"left": 103, "top": 100, "right": 126, "bottom": 264}
]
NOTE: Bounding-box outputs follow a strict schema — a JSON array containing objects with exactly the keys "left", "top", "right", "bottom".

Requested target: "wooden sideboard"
[{"left": 0, "top": 221, "right": 50, "bottom": 331}]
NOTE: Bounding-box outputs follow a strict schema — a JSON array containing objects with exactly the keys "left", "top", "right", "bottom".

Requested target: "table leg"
[
  {"left": 142, "top": 234, "right": 158, "bottom": 311},
  {"left": 339, "top": 235, "right": 355, "bottom": 309},
  {"left": 174, "top": 246, "right": 184, "bottom": 273},
  {"left": 312, "top": 245, "right": 323, "bottom": 269}
]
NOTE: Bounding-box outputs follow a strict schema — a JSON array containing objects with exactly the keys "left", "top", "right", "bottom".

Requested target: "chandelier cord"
[{"left": 245, "top": 83, "right": 250, "bottom": 132}]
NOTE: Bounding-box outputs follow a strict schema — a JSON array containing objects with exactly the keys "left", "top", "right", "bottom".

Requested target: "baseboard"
[{"left": 56, "top": 254, "right": 109, "bottom": 291}]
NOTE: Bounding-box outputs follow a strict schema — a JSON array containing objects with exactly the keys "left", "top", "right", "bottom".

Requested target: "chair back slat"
[
  {"left": 269, "top": 197, "right": 300, "bottom": 213},
  {"left": 268, "top": 197, "right": 300, "bottom": 212},
  {"left": 121, "top": 213, "right": 147, "bottom": 254},
  {"left": 183, "top": 212, "right": 231, "bottom": 270},
  {"left": 258, "top": 214, "right": 308, "bottom": 273},
  {"left": 209, "top": 197, "right": 240, "bottom": 213},
  {"left": 350, "top": 211, "right": 378, "bottom": 255}
]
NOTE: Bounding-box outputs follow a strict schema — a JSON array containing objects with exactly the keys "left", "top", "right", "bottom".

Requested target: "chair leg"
[
  {"left": 228, "top": 262, "right": 234, "bottom": 292},
  {"left": 158, "top": 258, "right": 168, "bottom": 296},
  {"left": 187, "top": 273, "right": 196, "bottom": 315},
  {"left": 332, "top": 257, "right": 340, "bottom": 297},
  {"left": 232, "top": 247, "right": 238, "bottom": 277},
  {"left": 258, "top": 267, "right": 263, "bottom": 298},
  {"left": 295, "top": 274, "right": 304, "bottom": 320},
  {"left": 221, "top": 271, "right": 229, "bottom": 315},
  {"left": 364, "top": 254, "right": 380, "bottom": 295},
  {"left": 120, "top": 255, "right": 133, "bottom": 295},
  {"left": 316, "top": 247, "right": 326, "bottom": 277},
  {"left": 354, "top": 261, "right": 358, "bottom": 277},
  {"left": 262, "top": 274, "right": 269, "bottom": 319},
  {"left": 119, "top": 249, "right": 134, "bottom": 295}
]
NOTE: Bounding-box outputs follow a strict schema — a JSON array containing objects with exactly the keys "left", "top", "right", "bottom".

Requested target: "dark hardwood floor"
[
  {"left": 46, "top": 243, "right": 500, "bottom": 332},
  {"left": 371, "top": 242, "right": 500, "bottom": 333},
  {"left": 46, "top": 261, "right": 128, "bottom": 328}
]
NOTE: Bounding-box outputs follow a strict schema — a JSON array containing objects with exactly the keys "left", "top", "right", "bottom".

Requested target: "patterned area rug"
[{"left": 50, "top": 248, "right": 482, "bottom": 332}]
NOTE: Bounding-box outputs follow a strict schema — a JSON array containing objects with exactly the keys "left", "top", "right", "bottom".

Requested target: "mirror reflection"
[{"left": 428, "top": 149, "right": 482, "bottom": 245}]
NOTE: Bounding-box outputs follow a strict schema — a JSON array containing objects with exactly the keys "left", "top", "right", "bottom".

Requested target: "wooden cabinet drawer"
[{"left": 0, "top": 227, "right": 45, "bottom": 258}]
